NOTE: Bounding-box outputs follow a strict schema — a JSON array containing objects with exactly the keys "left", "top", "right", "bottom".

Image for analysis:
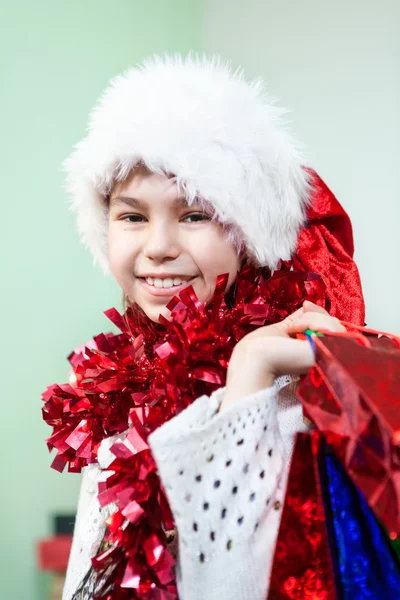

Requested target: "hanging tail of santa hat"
[{"left": 293, "top": 170, "right": 365, "bottom": 326}]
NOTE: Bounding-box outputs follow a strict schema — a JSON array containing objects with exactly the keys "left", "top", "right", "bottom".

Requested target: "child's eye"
[
  {"left": 182, "top": 212, "right": 211, "bottom": 223},
  {"left": 122, "top": 214, "right": 146, "bottom": 223}
]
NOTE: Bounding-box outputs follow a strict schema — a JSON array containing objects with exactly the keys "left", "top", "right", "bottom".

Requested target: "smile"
[{"left": 137, "top": 276, "right": 196, "bottom": 296}]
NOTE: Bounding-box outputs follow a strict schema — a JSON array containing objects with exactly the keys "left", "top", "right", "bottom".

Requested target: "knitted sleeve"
[{"left": 148, "top": 377, "right": 307, "bottom": 600}]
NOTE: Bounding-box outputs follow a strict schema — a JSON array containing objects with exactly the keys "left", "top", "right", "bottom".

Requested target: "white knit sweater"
[{"left": 63, "top": 377, "right": 309, "bottom": 600}]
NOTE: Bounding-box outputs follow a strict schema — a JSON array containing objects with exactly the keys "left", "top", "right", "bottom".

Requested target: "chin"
[{"left": 143, "top": 304, "right": 171, "bottom": 323}]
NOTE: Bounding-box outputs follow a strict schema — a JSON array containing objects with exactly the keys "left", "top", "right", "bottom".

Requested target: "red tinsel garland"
[{"left": 42, "top": 264, "right": 325, "bottom": 598}]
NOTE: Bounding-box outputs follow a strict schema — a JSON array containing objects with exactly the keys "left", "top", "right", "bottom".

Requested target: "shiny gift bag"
[
  {"left": 267, "top": 432, "right": 338, "bottom": 600},
  {"left": 268, "top": 432, "right": 400, "bottom": 599},
  {"left": 268, "top": 326, "right": 400, "bottom": 599},
  {"left": 297, "top": 328, "right": 400, "bottom": 537}
]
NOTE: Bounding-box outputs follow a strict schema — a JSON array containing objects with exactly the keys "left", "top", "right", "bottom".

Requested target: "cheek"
[
  {"left": 108, "top": 227, "right": 137, "bottom": 279},
  {"left": 191, "top": 228, "right": 240, "bottom": 282}
]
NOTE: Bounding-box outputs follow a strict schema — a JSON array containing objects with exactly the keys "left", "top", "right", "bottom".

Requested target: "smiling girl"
[{"left": 48, "top": 55, "right": 366, "bottom": 599}]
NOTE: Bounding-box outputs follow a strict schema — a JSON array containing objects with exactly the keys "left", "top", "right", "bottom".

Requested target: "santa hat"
[
  {"left": 65, "top": 53, "right": 310, "bottom": 273},
  {"left": 65, "top": 53, "right": 365, "bottom": 325}
]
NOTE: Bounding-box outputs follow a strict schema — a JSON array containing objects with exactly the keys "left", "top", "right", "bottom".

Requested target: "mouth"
[{"left": 137, "top": 276, "right": 197, "bottom": 297}]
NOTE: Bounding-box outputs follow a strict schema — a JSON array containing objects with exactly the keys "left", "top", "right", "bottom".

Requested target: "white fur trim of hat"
[{"left": 65, "top": 53, "right": 311, "bottom": 274}]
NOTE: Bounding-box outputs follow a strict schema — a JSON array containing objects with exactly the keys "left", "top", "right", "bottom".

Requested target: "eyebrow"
[{"left": 109, "top": 195, "right": 190, "bottom": 209}]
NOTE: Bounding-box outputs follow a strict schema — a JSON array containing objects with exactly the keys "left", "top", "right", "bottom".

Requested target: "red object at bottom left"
[{"left": 37, "top": 535, "right": 72, "bottom": 572}]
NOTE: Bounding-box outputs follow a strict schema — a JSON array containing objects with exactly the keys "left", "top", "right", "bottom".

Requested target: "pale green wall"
[{"left": 0, "top": 2, "right": 201, "bottom": 598}]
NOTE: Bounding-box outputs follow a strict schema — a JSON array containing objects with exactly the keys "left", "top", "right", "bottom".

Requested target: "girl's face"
[{"left": 108, "top": 166, "right": 241, "bottom": 322}]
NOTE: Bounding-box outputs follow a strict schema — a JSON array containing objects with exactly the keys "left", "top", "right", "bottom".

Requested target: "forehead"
[{"left": 109, "top": 167, "right": 190, "bottom": 208}]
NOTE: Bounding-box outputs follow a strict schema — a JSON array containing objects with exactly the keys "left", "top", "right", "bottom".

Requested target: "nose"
[{"left": 142, "top": 221, "right": 180, "bottom": 262}]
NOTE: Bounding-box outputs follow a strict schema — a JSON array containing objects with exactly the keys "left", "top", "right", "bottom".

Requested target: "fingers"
[
  {"left": 288, "top": 306, "right": 306, "bottom": 319},
  {"left": 278, "top": 307, "right": 305, "bottom": 334},
  {"left": 302, "top": 300, "right": 329, "bottom": 315},
  {"left": 286, "top": 311, "right": 346, "bottom": 335},
  {"left": 280, "top": 302, "right": 327, "bottom": 335}
]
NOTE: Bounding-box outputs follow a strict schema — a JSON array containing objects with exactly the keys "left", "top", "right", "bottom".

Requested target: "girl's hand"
[{"left": 220, "top": 301, "right": 345, "bottom": 411}]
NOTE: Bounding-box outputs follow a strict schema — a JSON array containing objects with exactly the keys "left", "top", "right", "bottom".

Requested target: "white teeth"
[{"left": 143, "top": 276, "right": 190, "bottom": 288}]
